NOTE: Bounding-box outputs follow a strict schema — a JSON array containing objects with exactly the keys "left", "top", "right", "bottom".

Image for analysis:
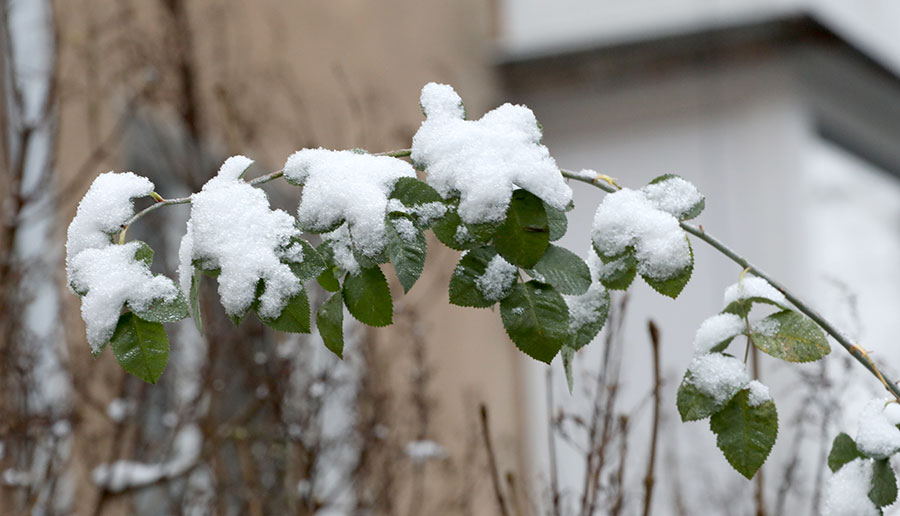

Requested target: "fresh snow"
[
  {"left": 65, "top": 171, "right": 154, "bottom": 275},
  {"left": 855, "top": 398, "right": 900, "bottom": 459},
  {"left": 391, "top": 216, "right": 418, "bottom": 243},
  {"left": 824, "top": 458, "right": 879, "bottom": 516},
  {"left": 564, "top": 248, "right": 610, "bottom": 332},
  {"left": 69, "top": 242, "right": 179, "bottom": 353},
  {"left": 323, "top": 225, "right": 360, "bottom": 275},
  {"left": 723, "top": 276, "right": 787, "bottom": 308},
  {"left": 693, "top": 313, "right": 744, "bottom": 354},
  {"left": 591, "top": 188, "right": 690, "bottom": 280},
  {"left": 640, "top": 175, "right": 703, "bottom": 220},
  {"left": 475, "top": 254, "right": 517, "bottom": 302},
  {"left": 177, "top": 156, "right": 302, "bottom": 319},
  {"left": 686, "top": 353, "right": 750, "bottom": 405},
  {"left": 751, "top": 317, "right": 781, "bottom": 337},
  {"left": 283, "top": 148, "right": 415, "bottom": 258},
  {"left": 411, "top": 82, "right": 572, "bottom": 225},
  {"left": 746, "top": 380, "right": 772, "bottom": 407}
]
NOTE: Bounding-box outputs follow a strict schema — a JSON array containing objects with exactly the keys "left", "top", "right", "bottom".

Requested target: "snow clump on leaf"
[{"left": 411, "top": 82, "right": 572, "bottom": 225}]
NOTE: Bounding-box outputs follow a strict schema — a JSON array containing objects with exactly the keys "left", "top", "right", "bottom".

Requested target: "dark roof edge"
[{"left": 497, "top": 14, "right": 900, "bottom": 93}]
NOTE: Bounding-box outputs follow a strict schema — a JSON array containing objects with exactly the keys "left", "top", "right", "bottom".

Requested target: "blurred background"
[{"left": 4, "top": 1, "right": 900, "bottom": 514}]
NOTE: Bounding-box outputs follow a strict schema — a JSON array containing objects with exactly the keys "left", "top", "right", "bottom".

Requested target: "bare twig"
[
  {"left": 642, "top": 321, "right": 662, "bottom": 516},
  {"left": 479, "top": 404, "right": 510, "bottom": 516}
]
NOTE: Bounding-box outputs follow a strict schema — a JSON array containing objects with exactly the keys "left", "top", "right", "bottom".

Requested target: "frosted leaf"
[
  {"left": 454, "top": 225, "right": 472, "bottom": 244},
  {"left": 856, "top": 398, "right": 900, "bottom": 459},
  {"left": 283, "top": 148, "right": 415, "bottom": 258},
  {"left": 177, "top": 156, "right": 302, "bottom": 319},
  {"left": 751, "top": 317, "right": 780, "bottom": 337},
  {"left": 641, "top": 176, "right": 704, "bottom": 220},
  {"left": 723, "top": 276, "right": 787, "bottom": 308},
  {"left": 475, "top": 254, "right": 517, "bottom": 302},
  {"left": 69, "top": 242, "right": 179, "bottom": 353},
  {"left": 565, "top": 283, "right": 609, "bottom": 332},
  {"left": 686, "top": 353, "right": 750, "bottom": 405},
  {"left": 693, "top": 313, "right": 744, "bottom": 354},
  {"left": 411, "top": 82, "right": 572, "bottom": 225},
  {"left": 392, "top": 217, "right": 418, "bottom": 243},
  {"left": 824, "top": 458, "right": 878, "bottom": 516},
  {"left": 323, "top": 225, "right": 360, "bottom": 275},
  {"left": 409, "top": 202, "right": 447, "bottom": 225},
  {"left": 591, "top": 188, "right": 690, "bottom": 280},
  {"left": 746, "top": 380, "right": 772, "bottom": 407},
  {"left": 66, "top": 171, "right": 154, "bottom": 278}
]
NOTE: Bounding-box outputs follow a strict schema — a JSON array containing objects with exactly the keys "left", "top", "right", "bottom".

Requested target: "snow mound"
[
  {"left": 824, "top": 458, "right": 878, "bottom": 516},
  {"left": 178, "top": 156, "right": 302, "bottom": 319},
  {"left": 856, "top": 398, "right": 900, "bottom": 459},
  {"left": 411, "top": 82, "right": 572, "bottom": 225},
  {"left": 687, "top": 353, "right": 749, "bottom": 405},
  {"left": 284, "top": 148, "right": 416, "bottom": 258},
  {"left": 723, "top": 276, "right": 787, "bottom": 308},
  {"left": 693, "top": 313, "right": 744, "bottom": 355},
  {"left": 641, "top": 175, "right": 704, "bottom": 220}
]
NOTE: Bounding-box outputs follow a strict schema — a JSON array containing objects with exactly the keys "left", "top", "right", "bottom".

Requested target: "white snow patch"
[
  {"left": 564, "top": 283, "right": 609, "bottom": 332},
  {"left": 856, "top": 398, "right": 900, "bottom": 459},
  {"left": 177, "top": 156, "right": 302, "bottom": 319},
  {"left": 824, "top": 458, "right": 879, "bottom": 516},
  {"left": 746, "top": 380, "right": 772, "bottom": 407},
  {"left": 392, "top": 217, "right": 418, "bottom": 243},
  {"left": 723, "top": 276, "right": 787, "bottom": 308},
  {"left": 69, "top": 243, "right": 179, "bottom": 353},
  {"left": 693, "top": 313, "right": 744, "bottom": 354},
  {"left": 323, "top": 225, "right": 360, "bottom": 275},
  {"left": 476, "top": 254, "right": 517, "bottom": 302},
  {"left": 411, "top": 82, "right": 572, "bottom": 224},
  {"left": 409, "top": 202, "right": 447, "bottom": 225},
  {"left": 640, "top": 176, "right": 703, "bottom": 220},
  {"left": 687, "top": 353, "right": 749, "bottom": 405},
  {"left": 591, "top": 188, "right": 690, "bottom": 280},
  {"left": 752, "top": 317, "right": 781, "bottom": 337},
  {"left": 65, "top": 171, "right": 154, "bottom": 276},
  {"left": 283, "top": 148, "right": 415, "bottom": 258},
  {"left": 404, "top": 440, "right": 447, "bottom": 464}
]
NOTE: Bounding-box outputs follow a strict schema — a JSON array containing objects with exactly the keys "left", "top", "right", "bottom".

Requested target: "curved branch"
[{"left": 561, "top": 168, "right": 900, "bottom": 401}]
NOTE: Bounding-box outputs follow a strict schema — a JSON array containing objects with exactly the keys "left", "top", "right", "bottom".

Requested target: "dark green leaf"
[
  {"left": 722, "top": 297, "right": 787, "bottom": 318},
  {"left": 431, "top": 209, "right": 478, "bottom": 251},
  {"left": 260, "top": 289, "right": 310, "bottom": 334},
  {"left": 828, "top": 433, "right": 863, "bottom": 472},
  {"left": 642, "top": 238, "right": 693, "bottom": 299},
  {"left": 566, "top": 285, "right": 610, "bottom": 350},
  {"left": 646, "top": 174, "right": 705, "bottom": 221},
  {"left": 562, "top": 345, "right": 575, "bottom": 394},
  {"left": 317, "top": 268, "right": 341, "bottom": 292},
  {"left": 390, "top": 177, "right": 443, "bottom": 206},
  {"left": 499, "top": 281, "right": 568, "bottom": 364},
  {"left": 448, "top": 246, "right": 514, "bottom": 308},
  {"left": 190, "top": 267, "right": 203, "bottom": 335},
  {"left": 132, "top": 291, "right": 190, "bottom": 324},
  {"left": 870, "top": 458, "right": 898, "bottom": 507},
  {"left": 594, "top": 248, "right": 638, "bottom": 291},
  {"left": 286, "top": 239, "right": 326, "bottom": 281},
  {"left": 133, "top": 241, "right": 154, "bottom": 267},
  {"left": 530, "top": 245, "right": 591, "bottom": 295},
  {"left": 386, "top": 214, "right": 427, "bottom": 293},
  {"left": 317, "top": 292, "right": 344, "bottom": 358},
  {"left": 545, "top": 203, "right": 568, "bottom": 241},
  {"left": 342, "top": 266, "right": 392, "bottom": 327},
  {"left": 751, "top": 310, "right": 830, "bottom": 363},
  {"left": 676, "top": 371, "right": 722, "bottom": 422},
  {"left": 109, "top": 312, "right": 169, "bottom": 384},
  {"left": 709, "top": 389, "right": 778, "bottom": 479},
  {"left": 493, "top": 190, "right": 549, "bottom": 268}
]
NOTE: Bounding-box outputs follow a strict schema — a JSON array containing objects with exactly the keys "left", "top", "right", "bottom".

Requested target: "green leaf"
[
  {"left": 133, "top": 241, "right": 154, "bottom": 267},
  {"left": 260, "top": 289, "right": 311, "bottom": 334},
  {"left": 390, "top": 177, "right": 443, "bottom": 206},
  {"left": 189, "top": 267, "right": 203, "bottom": 335},
  {"left": 109, "top": 312, "right": 169, "bottom": 384},
  {"left": 709, "top": 389, "right": 778, "bottom": 479},
  {"left": 561, "top": 345, "right": 575, "bottom": 394},
  {"left": 594, "top": 248, "right": 638, "bottom": 291},
  {"left": 386, "top": 214, "right": 427, "bottom": 293},
  {"left": 529, "top": 245, "right": 591, "bottom": 295},
  {"left": 499, "top": 281, "right": 568, "bottom": 364},
  {"left": 647, "top": 174, "right": 705, "bottom": 221},
  {"left": 545, "top": 203, "right": 568, "bottom": 242},
  {"left": 566, "top": 285, "right": 610, "bottom": 350},
  {"left": 432, "top": 208, "right": 478, "bottom": 251},
  {"left": 448, "top": 246, "right": 513, "bottom": 308},
  {"left": 641, "top": 238, "right": 693, "bottom": 299},
  {"left": 493, "top": 189, "right": 550, "bottom": 268},
  {"left": 676, "top": 371, "right": 722, "bottom": 422},
  {"left": 342, "top": 266, "right": 392, "bottom": 327},
  {"left": 317, "top": 292, "right": 344, "bottom": 358},
  {"left": 317, "top": 268, "right": 341, "bottom": 292},
  {"left": 132, "top": 290, "right": 190, "bottom": 324},
  {"left": 829, "top": 433, "right": 864, "bottom": 472},
  {"left": 870, "top": 458, "right": 898, "bottom": 507},
  {"left": 751, "top": 310, "right": 830, "bottom": 363},
  {"left": 722, "top": 297, "right": 787, "bottom": 318},
  {"left": 286, "top": 239, "right": 326, "bottom": 282}
]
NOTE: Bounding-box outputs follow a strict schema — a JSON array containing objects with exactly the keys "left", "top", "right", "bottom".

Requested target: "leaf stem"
[{"left": 561, "top": 168, "right": 900, "bottom": 401}]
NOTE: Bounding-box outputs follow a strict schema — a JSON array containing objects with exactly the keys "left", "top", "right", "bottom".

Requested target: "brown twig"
[
  {"left": 642, "top": 321, "right": 662, "bottom": 516},
  {"left": 479, "top": 404, "right": 510, "bottom": 516}
]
